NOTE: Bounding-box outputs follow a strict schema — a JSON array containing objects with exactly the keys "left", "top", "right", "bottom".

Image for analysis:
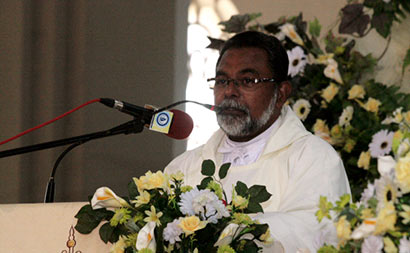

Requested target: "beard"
[{"left": 216, "top": 89, "right": 278, "bottom": 138}]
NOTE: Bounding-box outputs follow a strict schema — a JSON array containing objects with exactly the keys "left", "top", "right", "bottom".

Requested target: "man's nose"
[{"left": 223, "top": 80, "right": 240, "bottom": 98}]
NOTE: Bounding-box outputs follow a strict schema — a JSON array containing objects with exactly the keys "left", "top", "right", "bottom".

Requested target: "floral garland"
[
  {"left": 207, "top": 0, "right": 410, "bottom": 201},
  {"left": 75, "top": 160, "right": 275, "bottom": 252}
]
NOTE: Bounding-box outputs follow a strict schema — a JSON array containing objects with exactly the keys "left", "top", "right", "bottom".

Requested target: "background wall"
[
  {"left": 0, "top": 0, "right": 408, "bottom": 204},
  {"left": 0, "top": 0, "right": 189, "bottom": 203}
]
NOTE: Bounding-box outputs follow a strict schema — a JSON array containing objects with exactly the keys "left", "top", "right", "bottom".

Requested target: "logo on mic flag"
[{"left": 149, "top": 111, "right": 174, "bottom": 134}]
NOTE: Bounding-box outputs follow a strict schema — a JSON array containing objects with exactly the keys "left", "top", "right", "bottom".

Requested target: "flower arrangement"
[
  {"left": 315, "top": 120, "right": 410, "bottom": 252},
  {"left": 207, "top": 0, "right": 410, "bottom": 201},
  {"left": 75, "top": 160, "right": 274, "bottom": 252}
]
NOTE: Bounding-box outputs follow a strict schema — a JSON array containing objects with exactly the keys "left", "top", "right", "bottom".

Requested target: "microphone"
[{"left": 99, "top": 98, "right": 194, "bottom": 140}]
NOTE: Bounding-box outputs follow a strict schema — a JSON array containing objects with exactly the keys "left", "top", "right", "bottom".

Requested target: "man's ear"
[{"left": 276, "top": 81, "right": 292, "bottom": 109}]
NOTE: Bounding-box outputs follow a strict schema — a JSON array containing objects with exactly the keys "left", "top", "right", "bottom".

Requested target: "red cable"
[{"left": 0, "top": 98, "right": 101, "bottom": 146}]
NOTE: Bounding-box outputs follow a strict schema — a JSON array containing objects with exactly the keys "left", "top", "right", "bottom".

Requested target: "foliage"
[
  {"left": 207, "top": 0, "right": 410, "bottom": 201},
  {"left": 75, "top": 160, "right": 273, "bottom": 253}
]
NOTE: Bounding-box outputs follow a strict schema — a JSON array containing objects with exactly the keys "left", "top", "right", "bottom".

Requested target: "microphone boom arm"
[{"left": 0, "top": 118, "right": 145, "bottom": 159}]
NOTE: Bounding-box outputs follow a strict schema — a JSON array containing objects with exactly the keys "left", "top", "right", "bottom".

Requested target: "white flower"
[
  {"left": 179, "top": 188, "right": 229, "bottom": 223},
  {"left": 377, "top": 155, "right": 396, "bottom": 177},
  {"left": 279, "top": 23, "right": 304, "bottom": 46},
  {"left": 351, "top": 219, "right": 376, "bottom": 239},
  {"left": 375, "top": 175, "right": 399, "bottom": 210},
  {"left": 214, "top": 223, "right": 244, "bottom": 247},
  {"left": 362, "top": 235, "right": 384, "bottom": 253},
  {"left": 287, "top": 46, "right": 307, "bottom": 77},
  {"left": 383, "top": 0, "right": 391, "bottom": 3},
  {"left": 339, "top": 106, "right": 354, "bottom": 127},
  {"left": 292, "top": 99, "right": 311, "bottom": 121},
  {"left": 91, "top": 187, "right": 130, "bottom": 210},
  {"left": 397, "top": 138, "right": 410, "bottom": 158},
  {"left": 163, "top": 219, "right": 183, "bottom": 244},
  {"left": 369, "top": 130, "right": 394, "bottom": 158},
  {"left": 360, "top": 182, "right": 375, "bottom": 206},
  {"left": 324, "top": 58, "right": 343, "bottom": 84},
  {"left": 399, "top": 237, "right": 410, "bottom": 253},
  {"left": 136, "top": 221, "right": 156, "bottom": 251}
]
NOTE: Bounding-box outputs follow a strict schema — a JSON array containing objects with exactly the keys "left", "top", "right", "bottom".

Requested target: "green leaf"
[
  {"left": 128, "top": 180, "right": 139, "bottom": 200},
  {"left": 99, "top": 222, "right": 116, "bottom": 243},
  {"left": 402, "top": 47, "right": 410, "bottom": 74},
  {"left": 245, "top": 201, "right": 263, "bottom": 213},
  {"left": 235, "top": 181, "right": 248, "bottom": 196},
  {"left": 248, "top": 185, "right": 272, "bottom": 203},
  {"left": 198, "top": 176, "right": 213, "bottom": 190},
  {"left": 201, "top": 159, "right": 215, "bottom": 176},
  {"left": 74, "top": 205, "right": 114, "bottom": 234},
  {"left": 206, "top": 36, "right": 225, "bottom": 51},
  {"left": 371, "top": 12, "right": 393, "bottom": 38},
  {"left": 218, "top": 163, "right": 231, "bottom": 179},
  {"left": 309, "top": 17, "right": 322, "bottom": 37},
  {"left": 219, "top": 14, "right": 251, "bottom": 33},
  {"left": 339, "top": 4, "right": 370, "bottom": 36}
]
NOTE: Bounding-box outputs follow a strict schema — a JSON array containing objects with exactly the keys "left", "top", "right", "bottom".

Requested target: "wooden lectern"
[{"left": 0, "top": 202, "right": 111, "bottom": 252}]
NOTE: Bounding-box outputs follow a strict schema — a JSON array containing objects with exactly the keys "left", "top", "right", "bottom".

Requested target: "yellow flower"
[
  {"left": 404, "top": 111, "right": 410, "bottom": 123},
  {"left": 232, "top": 213, "right": 254, "bottom": 225},
  {"left": 360, "top": 208, "right": 375, "bottom": 219},
  {"left": 133, "top": 170, "right": 169, "bottom": 192},
  {"left": 144, "top": 206, "right": 163, "bottom": 226},
  {"left": 343, "top": 138, "right": 356, "bottom": 153},
  {"left": 362, "top": 97, "right": 382, "bottom": 114},
  {"left": 316, "top": 196, "right": 333, "bottom": 222},
  {"left": 375, "top": 202, "right": 397, "bottom": 235},
  {"left": 399, "top": 204, "right": 410, "bottom": 224},
  {"left": 132, "top": 190, "right": 151, "bottom": 207},
  {"left": 259, "top": 228, "right": 274, "bottom": 245},
  {"left": 383, "top": 236, "right": 398, "bottom": 253},
  {"left": 178, "top": 216, "right": 207, "bottom": 235},
  {"left": 321, "top": 82, "right": 339, "bottom": 103},
  {"left": 330, "top": 124, "right": 342, "bottom": 139},
  {"left": 357, "top": 151, "right": 371, "bottom": 170},
  {"left": 395, "top": 155, "right": 410, "bottom": 194},
  {"left": 136, "top": 221, "right": 156, "bottom": 251},
  {"left": 91, "top": 187, "right": 130, "bottom": 210},
  {"left": 335, "top": 215, "right": 351, "bottom": 246},
  {"left": 170, "top": 171, "right": 184, "bottom": 181},
  {"left": 280, "top": 23, "right": 304, "bottom": 46},
  {"left": 313, "top": 119, "right": 332, "bottom": 144},
  {"left": 110, "top": 235, "right": 127, "bottom": 253},
  {"left": 316, "top": 53, "right": 334, "bottom": 64},
  {"left": 348, "top": 85, "right": 365, "bottom": 100},
  {"left": 324, "top": 59, "right": 343, "bottom": 84},
  {"left": 232, "top": 189, "right": 248, "bottom": 210}
]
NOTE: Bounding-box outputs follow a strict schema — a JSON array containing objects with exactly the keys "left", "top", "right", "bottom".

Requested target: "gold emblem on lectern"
[{"left": 61, "top": 225, "right": 82, "bottom": 253}]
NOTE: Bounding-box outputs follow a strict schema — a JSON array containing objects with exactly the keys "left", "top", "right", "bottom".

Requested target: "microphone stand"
[{"left": 0, "top": 118, "right": 146, "bottom": 202}]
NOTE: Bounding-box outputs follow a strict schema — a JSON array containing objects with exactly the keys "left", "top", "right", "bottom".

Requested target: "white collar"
[{"left": 217, "top": 114, "right": 283, "bottom": 166}]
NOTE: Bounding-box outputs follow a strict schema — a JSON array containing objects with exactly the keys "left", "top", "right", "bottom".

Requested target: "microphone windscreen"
[{"left": 166, "top": 109, "right": 193, "bottom": 140}]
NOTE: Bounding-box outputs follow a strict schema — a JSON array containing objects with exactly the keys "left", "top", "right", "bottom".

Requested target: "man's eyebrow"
[
  {"left": 215, "top": 70, "right": 228, "bottom": 77},
  {"left": 239, "top": 68, "right": 259, "bottom": 75},
  {"left": 215, "top": 68, "right": 259, "bottom": 77}
]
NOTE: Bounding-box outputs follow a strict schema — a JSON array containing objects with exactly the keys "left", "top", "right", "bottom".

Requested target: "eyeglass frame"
[{"left": 207, "top": 77, "right": 277, "bottom": 91}]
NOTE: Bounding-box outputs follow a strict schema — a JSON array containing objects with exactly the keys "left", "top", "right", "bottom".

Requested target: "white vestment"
[{"left": 164, "top": 106, "right": 351, "bottom": 252}]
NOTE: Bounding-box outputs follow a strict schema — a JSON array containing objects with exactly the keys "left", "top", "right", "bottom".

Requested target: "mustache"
[{"left": 215, "top": 99, "right": 250, "bottom": 115}]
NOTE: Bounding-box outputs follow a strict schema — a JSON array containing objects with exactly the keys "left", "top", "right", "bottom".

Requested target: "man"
[{"left": 165, "top": 31, "right": 350, "bottom": 252}]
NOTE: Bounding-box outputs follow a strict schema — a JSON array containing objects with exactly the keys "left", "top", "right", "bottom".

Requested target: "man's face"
[{"left": 214, "top": 47, "right": 280, "bottom": 142}]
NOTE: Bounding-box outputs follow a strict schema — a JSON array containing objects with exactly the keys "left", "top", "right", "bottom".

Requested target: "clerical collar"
[{"left": 217, "top": 114, "right": 283, "bottom": 166}]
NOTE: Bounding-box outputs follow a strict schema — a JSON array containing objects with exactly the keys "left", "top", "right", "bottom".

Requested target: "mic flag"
[{"left": 149, "top": 110, "right": 173, "bottom": 134}]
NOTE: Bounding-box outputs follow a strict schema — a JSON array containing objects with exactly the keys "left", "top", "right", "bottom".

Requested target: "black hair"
[{"left": 216, "top": 31, "right": 289, "bottom": 83}]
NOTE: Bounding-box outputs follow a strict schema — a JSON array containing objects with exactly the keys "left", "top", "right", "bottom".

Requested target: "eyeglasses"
[{"left": 207, "top": 77, "right": 276, "bottom": 91}]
